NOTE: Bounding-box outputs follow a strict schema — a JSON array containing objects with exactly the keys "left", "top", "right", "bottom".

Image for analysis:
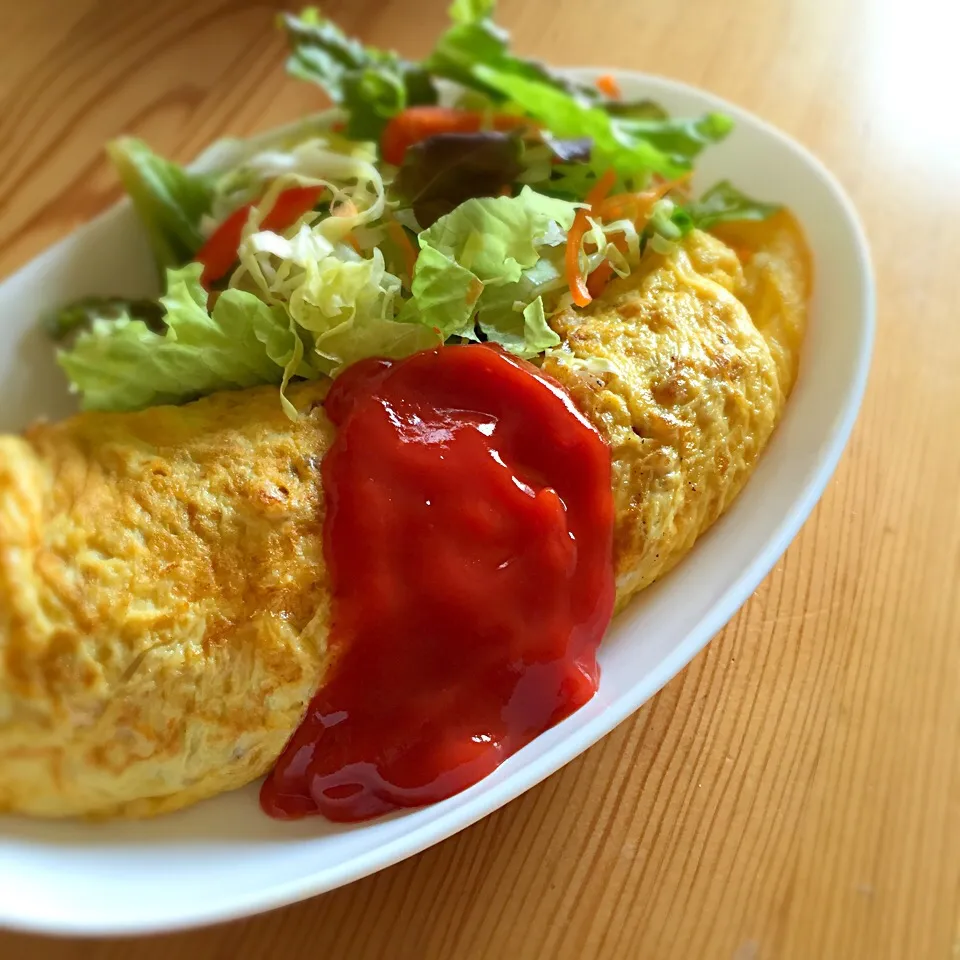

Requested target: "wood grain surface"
[{"left": 1, "top": 0, "right": 958, "bottom": 957}]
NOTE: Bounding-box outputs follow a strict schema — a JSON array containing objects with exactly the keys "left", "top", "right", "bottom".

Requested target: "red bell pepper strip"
[{"left": 195, "top": 185, "right": 325, "bottom": 286}]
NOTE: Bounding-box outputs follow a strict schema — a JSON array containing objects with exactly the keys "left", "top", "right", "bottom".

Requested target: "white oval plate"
[{"left": 0, "top": 68, "right": 873, "bottom": 937}]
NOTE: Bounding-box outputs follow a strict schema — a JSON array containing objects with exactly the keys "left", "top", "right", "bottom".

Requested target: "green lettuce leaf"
[
  {"left": 407, "top": 244, "right": 484, "bottom": 338},
  {"left": 43, "top": 296, "right": 166, "bottom": 342},
  {"left": 411, "top": 187, "right": 575, "bottom": 356},
  {"left": 477, "top": 296, "right": 559, "bottom": 357},
  {"left": 686, "top": 180, "right": 781, "bottom": 229},
  {"left": 475, "top": 253, "right": 566, "bottom": 357},
  {"left": 417, "top": 185, "right": 576, "bottom": 286},
  {"left": 477, "top": 244, "right": 567, "bottom": 359},
  {"left": 427, "top": 2, "right": 597, "bottom": 106},
  {"left": 614, "top": 113, "right": 734, "bottom": 166},
  {"left": 281, "top": 9, "right": 437, "bottom": 140},
  {"left": 425, "top": 1, "right": 732, "bottom": 181},
  {"left": 393, "top": 131, "right": 524, "bottom": 228},
  {"left": 58, "top": 263, "right": 313, "bottom": 413},
  {"left": 643, "top": 183, "right": 780, "bottom": 251},
  {"left": 538, "top": 161, "right": 600, "bottom": 201},
  {"left": 107, "top": 138, "right": 214, "bottom": 274},
  {"left": 602, "top": 99, "right": 668, "bottom": 120},
  {"left": 472, "top": 67, "right": 721, "bottom": 184},
  {"left": 311, "top": 313, "right": 441, "bottom": 371},
  {"left": 475, "top": 249, "right": 565, "bottom": 314}
]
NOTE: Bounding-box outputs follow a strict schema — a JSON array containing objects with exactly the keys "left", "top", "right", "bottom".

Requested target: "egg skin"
[
  {"left": 0, "top": 214, "right": 809, "bottom": 818},
  {"left": 0, "top": 381, "right": 334, "bottom": 817},
  {"left": 544, "top": 213, "right": 809, "bottom": 609}
]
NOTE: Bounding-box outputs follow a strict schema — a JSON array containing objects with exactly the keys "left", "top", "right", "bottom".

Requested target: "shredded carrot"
[
  {"left": 346, "top": 232, "right": 362, "bottom": 254},
  {"left": 565, "top": 169, "right": 618, "bottom": 308},
  {"left": 585, "top": 169, "right": 619, "bottom": 209},
  {"left": 565, "top": 171, "right": 695, "bottom": 307},
  {"left": 387, "top": 220, "right": 418, "bottom": 279},
  {"left": 565, "top": 218, "right": 593, "bottom": 307},
  {"left": 595, "top": 173, "right": 692, "bottom": 229},
  {"left": 595, "top": 74, "right": 621, "bottom": 99},
  {"left": 580, "top": 175, "right": 693, "bottom": 302},
  {"left": 585, "top": 234, "right": 630, "bottom": 299},
  {"left": 635, "top": 174, "right": 691, "bottom": 230},
  {"left": 586, "top": 260, "right": 615, "bottom": 298}
]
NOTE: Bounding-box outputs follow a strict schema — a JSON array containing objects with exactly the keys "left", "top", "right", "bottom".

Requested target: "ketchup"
[{"left": 260, "top": 345, "right": 615, "bottom": 822}]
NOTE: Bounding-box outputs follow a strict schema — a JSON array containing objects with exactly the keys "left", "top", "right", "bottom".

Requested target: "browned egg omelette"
[{"left": 0, "top": 212, "right": 809, "bottom": 818}]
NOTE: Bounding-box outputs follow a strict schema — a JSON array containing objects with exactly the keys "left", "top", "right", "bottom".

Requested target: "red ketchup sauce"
[{"left": 260, "top": 344, "right": 615, "bottom": 822}]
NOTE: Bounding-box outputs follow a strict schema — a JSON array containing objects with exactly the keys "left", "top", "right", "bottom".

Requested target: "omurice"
[
  {"left": 0, "top": 211, "right": 808, "bottom": 819},
  {"left": 0, "top": 3, "right": 811, "bottom": 821}
]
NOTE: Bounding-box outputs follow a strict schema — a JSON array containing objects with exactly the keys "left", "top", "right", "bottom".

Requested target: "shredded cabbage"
[{"left": 544, "top": 346, "right": 622, "bottom": 378}]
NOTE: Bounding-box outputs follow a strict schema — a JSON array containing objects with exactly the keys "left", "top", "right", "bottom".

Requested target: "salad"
[{"left": 48, "top": 0, "right": 778, "bottom": 417}]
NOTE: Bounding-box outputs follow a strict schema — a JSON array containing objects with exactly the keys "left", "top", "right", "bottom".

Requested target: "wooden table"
[{"left": 1, "top": 0, "right": 957, "bottom": 957}]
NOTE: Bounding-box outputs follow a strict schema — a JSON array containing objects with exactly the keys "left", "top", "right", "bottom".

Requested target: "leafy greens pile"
[{"left": 50, "top": 0, "right": 778, "bottom": 415}]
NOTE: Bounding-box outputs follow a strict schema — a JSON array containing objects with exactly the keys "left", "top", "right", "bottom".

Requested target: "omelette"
[{"left": 0, "top": 212, "right": 809, "bottom": 818}]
